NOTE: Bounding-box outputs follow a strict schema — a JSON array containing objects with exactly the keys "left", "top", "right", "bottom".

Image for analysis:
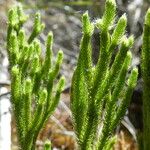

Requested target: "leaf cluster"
[
  {"left": 70, "top": 0, "right": 138, "bottom": 149},
  {"left": 7, "top": 4, "right": 65, "bottom": 150}
]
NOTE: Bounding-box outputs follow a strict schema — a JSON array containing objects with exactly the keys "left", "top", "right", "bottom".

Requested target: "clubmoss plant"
[
  {"left": 142, "top": 8, "right": 150, "bottom": 150},
  {"left": 7, "top": 4, "right": 65, "bottom": 150},
  {"left": 70, "top": 0, "right": 138, "bottom": 149}
]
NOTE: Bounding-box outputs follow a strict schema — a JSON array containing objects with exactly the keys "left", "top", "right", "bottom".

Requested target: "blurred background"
[{"left": 0, "top": 0, "right": 149, "bottom": 149}]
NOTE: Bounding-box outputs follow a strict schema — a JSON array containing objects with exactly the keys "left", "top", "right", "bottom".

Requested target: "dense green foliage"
[
  {"left": 142, "top": 8, "right": 150, "bottom": 150},
  {"left": 7, "top": 4, "right": 65, "bottom": 150},
  {"left": 6, "top": 0, "right": 150, "bottom": 149},
  {"left": 70, "top": 0, "right": 138, "bottom": 149}
]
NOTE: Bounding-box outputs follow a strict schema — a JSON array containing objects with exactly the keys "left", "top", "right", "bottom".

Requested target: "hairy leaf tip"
[
  {"left": 107, "top": 0, "right": 116, "bottom": 6},
  {"left": 112, "top": 13, "right": 127, "bottom": 44},
  {"left": 106, "top": 0, "right": 116, "bottom": 10},
  {"left": 10, "top": 34, "right": 17, "bottom": 48},
  {"left": 8, "top": 9, "right": 14, "bottom": 24},
  {"left": 124, "top": 51, "right": 132, "bottom": 67},
  {"left": 47, "top": 32, "right": 53, "bottom": 45},
  {"left": 33, "top": 39, "right": 41, "bottom": 55},
  {"left": 101, "top": 0, "right": 116, "bottom": 30},
  {"left": 121, "top": 35, "right": 134, "bottom": 48},
  {"left": 57, "top": 50, "right": 63, "bottom": 60},
  {"left": 145, "top": 8, "right": 150, "bottom": 26},
  {"left": 35, "top": 12, "right": 41, "bottom": 23},
  {"left": 118, "top": 14, "right": 127, "bottom": 28},
  {"left": 16, "top": 4, "right": 28, "bottom": 22},
  {"left": 25, "top": 78, "right": 32, "bottom": 93},
  {"left": 47, "top": 31, "right": 53, "bottom": 40},
  {"left": 39, "top": 89, "right": 47, "bottom": 104},
  {"left": 128, "top": 35, "right": 134, "bottom": 47},
  {"left": 25, "top": 78, "right": 31, "bottom": 85},
  {"left": 82, "top": 11, "right": 94, "bottom": 35},
  {"left": 128, "top": 67, "right": 138, "bottom": 88},
  {"left": 18, "top": 29, "right": 25, "bottom": 45},
  {"left": 58, "top": 76, "right": 65, "bottom": 91},
  {"left": 121, "top": 13, "right": 127, "bottom": 21},
  {"left": 33, "top": 54, "right": 39, "bottom": 65},
  {"left": 8, "top": 8, "right": 17, "bottom": 26},
  {"left": 17, "top": 4, "right": 24, "bottom": 16},
  {"left": 34, "top": 12, "right": 45, "bottom": 32},
  {"left": 12, "top": 66, "right": 19, "bottom": 75},
  {"left": 11, "top": 31, "right": 17, "bottom": 39},
  {"left": 126, "top": 51, "right": 132, "bottom": 60},
  {"left": 19, "top": 29, "right": 25, "bottom": 37}
]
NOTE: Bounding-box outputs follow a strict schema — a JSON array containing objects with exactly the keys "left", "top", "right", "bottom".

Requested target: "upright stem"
[{"left": 142, "top": 8, "right": 150, "bottom": 150}]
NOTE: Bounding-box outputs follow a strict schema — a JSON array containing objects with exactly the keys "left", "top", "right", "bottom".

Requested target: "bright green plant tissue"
[
  {"left": 70, "top": 0, "right": 138, "bottom": 149},
  {"left": 142, "top": 8, "right": 150, "bottom": 150},
  {"left": 7, "top": 4, "right": 65, "bottom": 150}
]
